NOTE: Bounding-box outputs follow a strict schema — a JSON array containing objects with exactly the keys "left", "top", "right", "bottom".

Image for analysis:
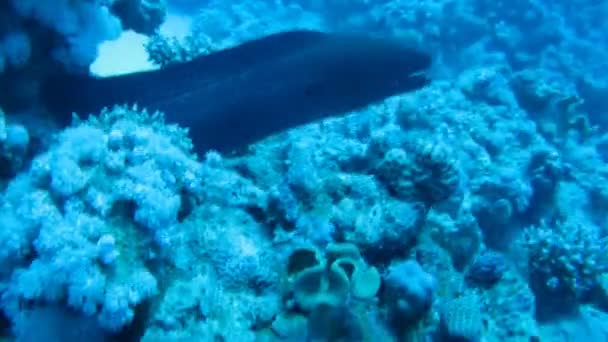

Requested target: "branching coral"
[
  {"left": 145, "top": 0, "right": 322, "bottom": 67},
  {"left": 522, "top": 218, "right": 608, "bottom": 316},
  {"left": 0, "top": 105, "right": 202, "bottom": 332}
]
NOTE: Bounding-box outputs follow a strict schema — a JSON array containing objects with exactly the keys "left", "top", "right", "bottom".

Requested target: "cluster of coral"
[{"left": 0, "top": 0, "right": 607, "bottom": 341}]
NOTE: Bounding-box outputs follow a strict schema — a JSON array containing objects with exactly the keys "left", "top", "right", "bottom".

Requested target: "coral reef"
[{"left": 0, "top": 0, "right": 607, "bottom": 340}]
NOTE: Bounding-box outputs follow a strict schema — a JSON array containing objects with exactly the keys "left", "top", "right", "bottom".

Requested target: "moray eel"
[{"left": 41, "top": 30, "right": 432, "bottom": 154}]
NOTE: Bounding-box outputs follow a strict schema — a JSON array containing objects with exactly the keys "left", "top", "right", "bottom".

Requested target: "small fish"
[{"left": 41, "top": 30, "right": 431, "bottom": 154}]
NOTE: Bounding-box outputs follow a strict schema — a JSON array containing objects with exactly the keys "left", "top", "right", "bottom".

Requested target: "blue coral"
[
  {"left": 523, "top": 218, "right": 608, "bottom": 316},
  {"left": 466, "top": 250, "right": 508, "bottom": 287},
  {"left": 1, "top": 0, "right": 608, "bottom": 340},
  {"left": 0, "top": 105, "right": 201, "bottom": 332},
  {"left": 381, "top": 260, "right": 436, "bottom": 327}
]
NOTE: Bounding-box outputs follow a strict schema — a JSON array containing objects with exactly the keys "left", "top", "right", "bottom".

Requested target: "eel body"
[{"left": 42, "top": 30, "right": 432, "bottom": 154}]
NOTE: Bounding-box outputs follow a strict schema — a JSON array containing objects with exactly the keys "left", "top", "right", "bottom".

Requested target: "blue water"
[{"left": 0, "top": 0, "right": 607, "bottom": 341}]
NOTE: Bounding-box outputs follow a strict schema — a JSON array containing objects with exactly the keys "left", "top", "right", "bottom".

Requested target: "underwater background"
[{"left": 0, "top": 0, "right": 608, "bottom": 341}]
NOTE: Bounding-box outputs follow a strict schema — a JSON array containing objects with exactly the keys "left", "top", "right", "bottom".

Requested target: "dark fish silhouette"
[{"left": 41, "top": 30, "right": 431, "bottom": 154}]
